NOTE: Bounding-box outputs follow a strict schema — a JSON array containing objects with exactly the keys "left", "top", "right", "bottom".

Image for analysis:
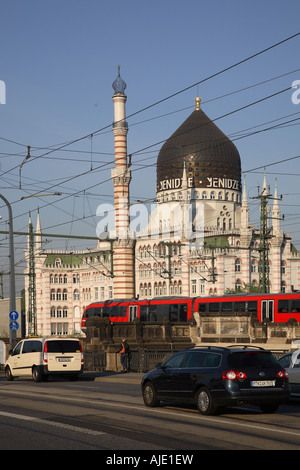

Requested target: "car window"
[
  {"left": 291, "top": 351, "right": 300, "bottom": 368},
  {"left": 163, "top": 352, "right": 186, "bottom": 369},
  {"left": 12, "top": 342, "right": 23, "bottom": 356},
  {"left": 202, "top": 352, "right": 222, "bottom": 367},
  {"left": 184, "top": 352, "right": 204, "bottom": 368},
  {"left": 228, "top": 351, "right": 280, "bottom": 368},
  {"left": 46, "top": 340, "right": 81, "bottom": 353},
  {"left": 278, "top": 354, "right": 292, "bottom": 369},
  {"left": 22, "top": 341, "right": 42, "bottom": 354}
]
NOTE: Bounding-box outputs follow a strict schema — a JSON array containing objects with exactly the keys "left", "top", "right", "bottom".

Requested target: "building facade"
[{"left": 24, "top": 69, "right": 300, "bottom": 336}]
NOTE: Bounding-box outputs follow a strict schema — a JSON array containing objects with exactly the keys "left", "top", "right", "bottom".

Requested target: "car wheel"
[
  {"left": 142, "top": 382, "right": 160, "bottom": 407},
  {"left": 260, "top": 403, "right": 279, "bottom": 414},
  {"left": 5, "top": 366, "right": 14, "bottom": 381},
  {"left": 32, "top": 366, "right": 42, "bottom": 383},
  {"left": 196, "top": 387, "right": 217, "bottom": 415}
]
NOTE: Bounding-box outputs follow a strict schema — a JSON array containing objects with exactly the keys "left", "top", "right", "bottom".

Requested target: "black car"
[{"left": 141, "top": 345, "right": 290, "bottom": 415}]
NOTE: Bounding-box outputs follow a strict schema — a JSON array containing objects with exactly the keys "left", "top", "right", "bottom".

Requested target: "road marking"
[
  {"left": 1, "top": 388, "right": 300, "bottom": 440},
  {"left": 0, "top": 410, "right": 106, "bottom": 436}
]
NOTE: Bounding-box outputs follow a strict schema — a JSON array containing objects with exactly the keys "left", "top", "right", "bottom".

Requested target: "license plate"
[
  {"left": 251, "top": 380, "right": 275, "bottom": 387},
  {"left": 58, "top": 358, "right": 71, "bottom": 362}
]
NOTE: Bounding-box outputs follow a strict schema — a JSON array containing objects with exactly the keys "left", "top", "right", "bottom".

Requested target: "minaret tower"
[{"left": 111, "top": 66, "right": 135, "bottom": 298}]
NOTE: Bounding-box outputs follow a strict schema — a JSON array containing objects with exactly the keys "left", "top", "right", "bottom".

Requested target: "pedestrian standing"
[{"left": 119, "top": 338, "right": 130, "bottom": 373}]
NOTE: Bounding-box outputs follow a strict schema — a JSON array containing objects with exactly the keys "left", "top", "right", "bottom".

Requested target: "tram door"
[
  {"left": 261, "top": 300, "right": 274, "bottom": 322},
  {"left": 129, "top": 305, "right": 138, "bottom": 322}
]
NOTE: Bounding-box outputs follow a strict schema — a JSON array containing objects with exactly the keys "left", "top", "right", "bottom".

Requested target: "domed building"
[
  {"left": 24, "top": 70, "right": 300, "bottom": 336},
  {"left": 155, "top": 97, "right": 242, "bottom": 233}
]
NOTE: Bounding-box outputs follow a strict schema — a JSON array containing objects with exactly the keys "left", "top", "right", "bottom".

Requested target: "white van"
[{"left": 5, "top": 337, "right": 84, "bottom": 382}]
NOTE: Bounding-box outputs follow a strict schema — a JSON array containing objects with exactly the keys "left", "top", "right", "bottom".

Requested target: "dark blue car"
[{"left": 141, "top": 345, "right": 290, "bottom": 415}]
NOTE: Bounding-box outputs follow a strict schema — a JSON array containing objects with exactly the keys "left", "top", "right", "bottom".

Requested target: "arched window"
[
  {"left": 235, "top": 259, "right": 241, "bottom": 272},
  {"left": 73, "top": 289, "right": 80, "bottom": 301}
]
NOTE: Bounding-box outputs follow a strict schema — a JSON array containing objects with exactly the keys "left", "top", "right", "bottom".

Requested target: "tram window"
[
  {"left": 85, "top": 307, "right": 102, "bottom": 318},
  {"left": 221, "top": 302, "right": 233, "bottom": 312},
  {"left": 198, "top": 303, "right": 207, "bottom": 313},
  {"left": 278, "top": 300, "right": 289, "bottom": 313},
  {"left": 169, "top": 304, "right": 178, "bottom": 321},
  {"left": 108, "top": 305, "right": 119, "bottom": 316},
  {"left": 156, "top": 304, "right": 170, "bottom": 321},
  {"left": 179, "top": 304, "right": 187, "bottom": 321},
  {"left": 102, "top": 307, "right": 109, "bottom": 317},
  {"left": 291, "top": 300, "right": 300, "bottom": 312},
  {"left": 208, "top": 302, "right": 220, "bottom": 312},
  {"left": 247, "top": 301, "right": 257, "bottom": 312},
  {"left": 119, "top": 306, "right": 127, "bottom": 317},
  {"left": 140, "top": 305, "right": 148, "bottom": 321},
  {"left": 234, "top": 301, "right": 246, "bottom": 312}
]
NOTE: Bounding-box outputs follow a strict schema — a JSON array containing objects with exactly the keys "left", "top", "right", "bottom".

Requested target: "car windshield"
[
  {"left": 228, "top": 351, "right": 280, "bottom": 369},
  {"left": 47, "top": 340, "right": 81, "bottom": 353}
]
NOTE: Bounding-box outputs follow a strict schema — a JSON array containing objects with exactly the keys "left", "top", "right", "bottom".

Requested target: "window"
[
  {"left": 63, "top": 289, "right": 67, "bottom": 301},
  {"left": 94, "top": 287, "right": 99, "bottom": 300},
  {"left": 291, "top": 299, "right": 300, "bottom": 312},
  {"left": 163, "top": 352, "right": 186, "bottom": 369},
  {"left": 22, "top": 340, "right": 42, "bottom": 353},
  {"left": 221, "top": 302, "right": 233, "bottom": 312},
  {"left": 192, "top": 279, "right": 197, "bottom": 294},
  {"left": 278, "top": 300, "right": 289, "bottom": 313},
  {"left": 185, "top": 352, "right": 204, "bottom": 368},
  {"left": 234, "top": 301, "right": 246, "bottom": 312},
  {"left": 235, "top": 259, "right": 241, "bottom": 272},
  {"left": 208, "top": 302, "right": 220, "bottom": 313},
  {"left": 247, "top": 301, "right": 257, "bottom": 312},
  {"left": 202, "top": 353, "right": 222, "bottom": 367},
  {"left": 73, "top": 289, "right": 80, "bottom": 301},
  {"left": 198, "top": 302, "right": 207, "bottom": 313},
  {"left": 108, "top": 286, "right": 113, "bottom": 299},
  {"left": 50, "top": 289, "right": 55, "bottom": 301}
]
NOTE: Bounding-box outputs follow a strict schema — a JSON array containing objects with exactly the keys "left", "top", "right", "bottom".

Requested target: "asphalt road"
[{"left": 0, "top": 371, "right": 299, "bottom": 455}]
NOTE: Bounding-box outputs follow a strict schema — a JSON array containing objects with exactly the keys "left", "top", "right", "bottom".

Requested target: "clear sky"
[{"left": 0, "top": 0, "right": 300, "bottom": 296}]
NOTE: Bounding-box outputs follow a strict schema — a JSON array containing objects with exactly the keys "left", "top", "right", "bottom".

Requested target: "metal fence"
[{"left": 83, "top": 347, "right": 289, "bottom": 373}]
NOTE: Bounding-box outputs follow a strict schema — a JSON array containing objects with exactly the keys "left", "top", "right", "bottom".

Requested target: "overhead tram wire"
[
  {"left": 5, "top": 83, "right": 297, "bottom": 229},
  {"left": 1, "top": 31, "right": 299, "bottom": 181}
]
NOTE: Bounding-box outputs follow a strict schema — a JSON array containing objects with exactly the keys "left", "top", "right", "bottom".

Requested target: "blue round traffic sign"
[
  {"left": 9, "top": 321, "right": 19, "bottom": 331},
  {"left": 9, "top": 311, "right": 19, "bottom": 321}
]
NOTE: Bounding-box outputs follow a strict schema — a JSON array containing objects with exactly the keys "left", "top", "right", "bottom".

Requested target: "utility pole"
[
  {"left": 258, "top": 189, "right": 270, "bottom": 293},
  {"left": 251, "top": 176, "right": 283, "bottom": 294},
  {"left": 0, "top": 194, "right": 16, "bottom": 350},
  {"left": 27, "top": 216, "right": 37, "bottom": 336}
]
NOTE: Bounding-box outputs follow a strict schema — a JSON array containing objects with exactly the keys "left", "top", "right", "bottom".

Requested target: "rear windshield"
[
  {"left": 47, "top": 340, "right": 81, "bottom": 353},
  {"left": 228, "top": 352, "right": 280, "bottom": 368}
]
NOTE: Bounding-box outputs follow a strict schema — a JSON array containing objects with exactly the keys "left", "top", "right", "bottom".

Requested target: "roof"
[{"left": 156, "top": 101, "right": 241, "bottom": 193}]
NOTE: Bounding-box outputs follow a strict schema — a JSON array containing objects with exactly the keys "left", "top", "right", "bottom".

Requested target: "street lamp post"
[{"left": 0, "top": 194, "right": 16, "bottom": 350}]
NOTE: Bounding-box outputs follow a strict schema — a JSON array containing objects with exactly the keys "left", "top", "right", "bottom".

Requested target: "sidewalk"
[
  {"left": 0, "top": 369, "right": 144, "bottom": 384},
  {"left": 84, "top": 371, "right": 144, "bottom": 384}
]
